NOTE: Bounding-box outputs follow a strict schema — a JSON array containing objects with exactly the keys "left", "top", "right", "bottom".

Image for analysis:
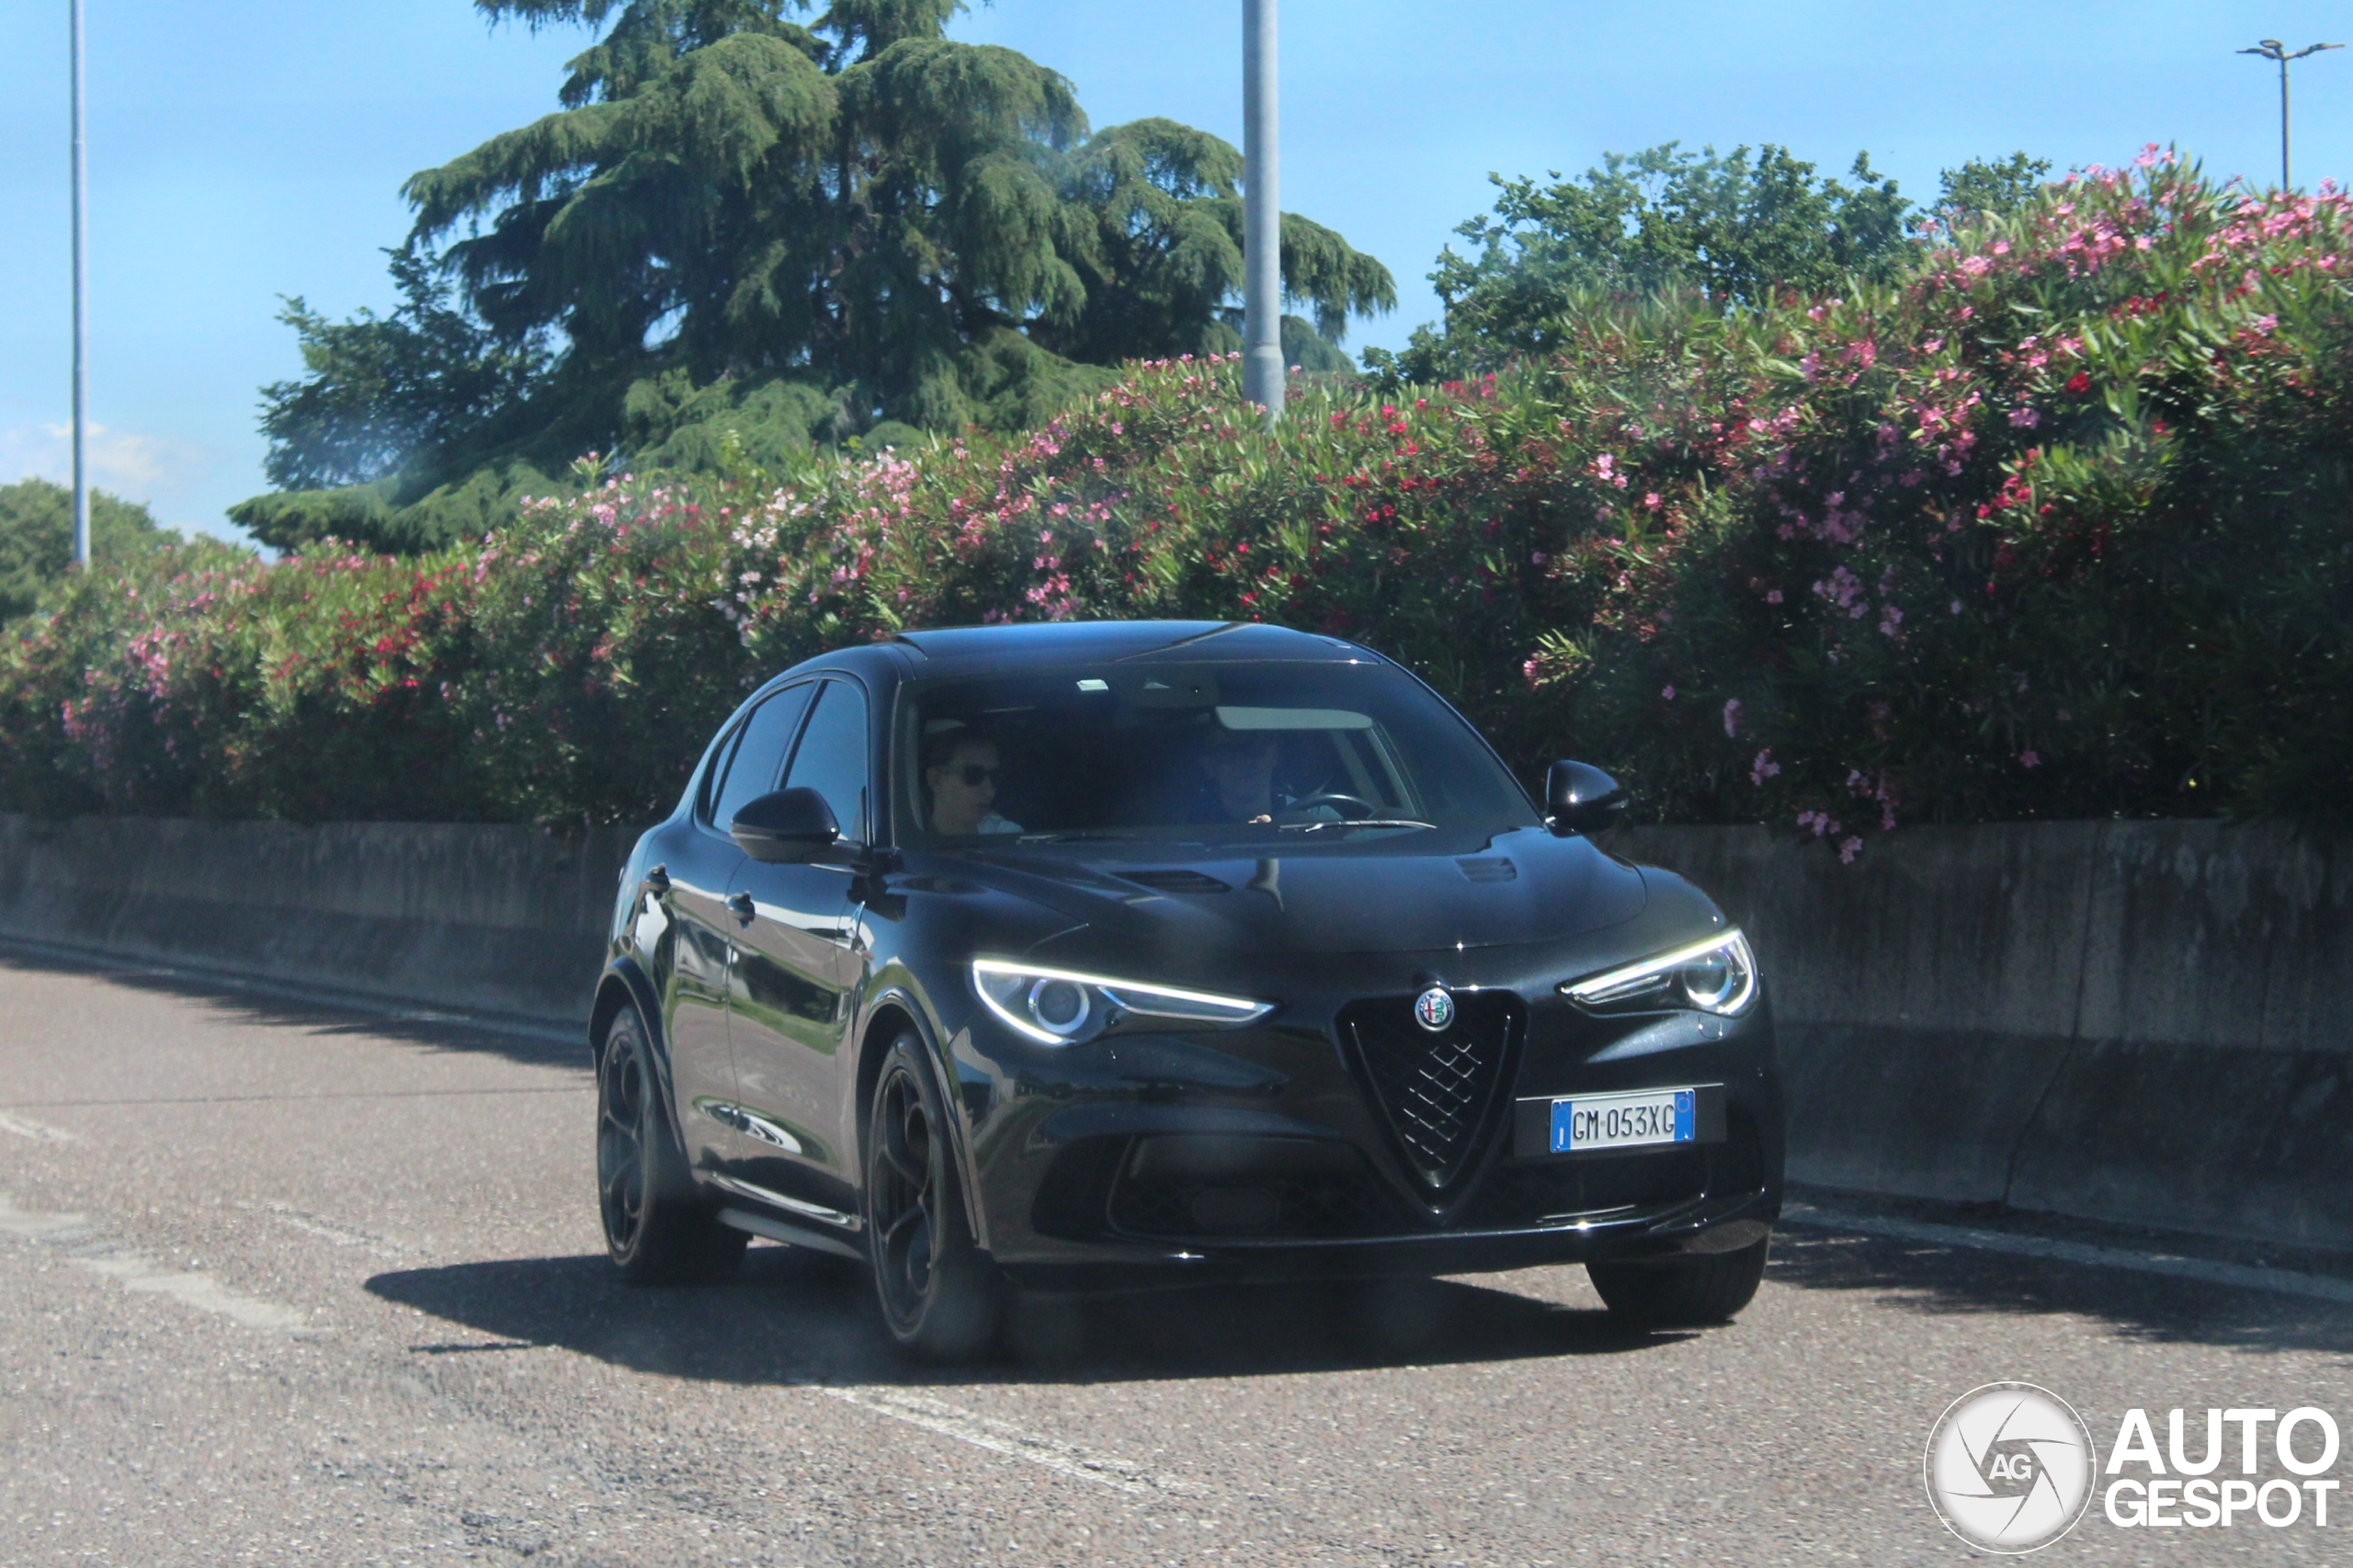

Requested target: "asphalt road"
[{"left": 3, "top": 947, "right": 2349, "bottom": 1566}]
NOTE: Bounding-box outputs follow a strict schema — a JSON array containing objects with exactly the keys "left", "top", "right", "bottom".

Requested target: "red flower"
[{"left": 2064, "top": 371, "right": 2092, "bottom": 394}]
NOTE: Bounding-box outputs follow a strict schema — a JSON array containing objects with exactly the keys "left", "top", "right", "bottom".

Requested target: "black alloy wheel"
[
  {"left": 597, "top": 1006, "right": 746, "bottom": 1284},
  {"left": 867, "top": 1034, "right": 1000, "bottom": 1360},
  {"left": 1586, "top": 1234, "right": 1770, "bottom": 1328}
]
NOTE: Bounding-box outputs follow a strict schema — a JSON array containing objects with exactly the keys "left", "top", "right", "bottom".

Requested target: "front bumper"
[{"left": 946, "top": 950, "right": 1786, "bottom": 1290}]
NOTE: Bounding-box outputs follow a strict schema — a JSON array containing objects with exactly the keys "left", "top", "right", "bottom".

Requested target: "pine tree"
[{"left": 239, "top": 0, "right": 1393, "bottom": 551}]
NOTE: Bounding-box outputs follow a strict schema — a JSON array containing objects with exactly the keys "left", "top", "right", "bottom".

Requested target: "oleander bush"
[{"left": 5, "top": 153, "right": 2350, "bottom": 844}]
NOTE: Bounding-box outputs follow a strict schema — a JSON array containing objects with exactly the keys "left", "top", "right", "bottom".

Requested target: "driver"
[
  {"left": 922, "top": 722, "right": 1023, "bottom": 836},
  {"left": 1201, "top": 725, "right": 1282, "bottom": 824}
]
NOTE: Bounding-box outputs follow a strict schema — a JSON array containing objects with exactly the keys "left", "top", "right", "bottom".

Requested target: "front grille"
[{"left": 1339, "top": 992, "right": 1521, "bottom": 1196}]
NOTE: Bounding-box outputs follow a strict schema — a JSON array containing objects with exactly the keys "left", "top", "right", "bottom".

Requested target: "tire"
[
  {"left": 866, "top": 1034, "right": 1001, "bottom": 1361},
  {"left": 1587, "top": 1235, "right": 1769, "bottom": 1328},
  {"left": 596, "top": 1006, "right": 747, "bottom": 1285}
]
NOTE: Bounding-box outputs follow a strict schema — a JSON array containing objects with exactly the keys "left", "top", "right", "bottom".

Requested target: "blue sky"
[{"left": 4, "top": 1, "right": 2350, "bottom": 541}]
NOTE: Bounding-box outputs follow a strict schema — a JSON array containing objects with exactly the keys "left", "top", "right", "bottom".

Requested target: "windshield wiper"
[
  {"left": 1278, "top": 818, "right": 1438, "bottom": 834},
  {"left": 1012, "top": 830, "right": 1144, "bottom": 844}
]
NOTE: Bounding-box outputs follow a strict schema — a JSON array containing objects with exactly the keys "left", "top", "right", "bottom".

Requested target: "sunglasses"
[{"left": 948, "top": 763, "right": 998, "bottom": 787}]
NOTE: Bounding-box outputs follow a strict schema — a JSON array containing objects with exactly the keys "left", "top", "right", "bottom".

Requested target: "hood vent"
[
  {"left": 1456, "top": 857, "right": 1518, "bottom": 883},
  {"left": 1121, "top": 868, "right": 1233, "bottom": 895}
]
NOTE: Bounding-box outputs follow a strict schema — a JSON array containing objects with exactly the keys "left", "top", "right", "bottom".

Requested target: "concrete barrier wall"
[
  {"left": 0, "top": 814, "right": 637, "bottom": 1028},
  {"left": 1615, "top": 820, "right": 2353, "bottom": 1250},
  {"left": 4, "top": 812, "right": 2346, "bottom": 1248}
]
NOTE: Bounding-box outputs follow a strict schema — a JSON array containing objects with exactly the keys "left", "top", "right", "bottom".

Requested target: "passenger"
[{"left": 922, "top": 722, "right": 1023, "bottom": 835}]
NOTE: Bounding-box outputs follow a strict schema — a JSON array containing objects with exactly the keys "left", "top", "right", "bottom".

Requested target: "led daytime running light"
[
  {"left": 1561, "top": 931, "right": 1758, "bottom": 1017},
  {"left": 971, "top": 959, "right": 1272, "bottom": 1044}
]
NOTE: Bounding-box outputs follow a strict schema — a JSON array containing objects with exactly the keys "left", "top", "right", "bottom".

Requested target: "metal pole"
[
  {"left": 70, "top": 0, "right": 89, "bottom": 570},
  {"left": 1241, "top": 0, "right": 1282, "bottom": 424},
  {"left": 2242, "top": 40, "right": 2341, "bottom": 191},
  {"left": 2281, "top": 51, "right": 2292, "bottom": 189}
]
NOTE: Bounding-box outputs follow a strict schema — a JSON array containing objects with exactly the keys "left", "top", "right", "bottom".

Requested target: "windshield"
[{"left": 894, "top": 660, "right": 1540, "bottom": 846}]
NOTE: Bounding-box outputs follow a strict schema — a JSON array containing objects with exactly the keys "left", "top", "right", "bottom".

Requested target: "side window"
[
  {"left": 783, "top": 681, "right": 870, "bottom": 843},
  {"left": 708, "top": 685, "right": 814, "bottom": 830}
]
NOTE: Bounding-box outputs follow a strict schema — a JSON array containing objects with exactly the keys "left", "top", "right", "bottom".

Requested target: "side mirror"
[
  {"left": 730, "top": 788, "right": 841, "bottom": 864},
  {"left": 1546, "top": 760, "right": 1628, "bottom": 836}
]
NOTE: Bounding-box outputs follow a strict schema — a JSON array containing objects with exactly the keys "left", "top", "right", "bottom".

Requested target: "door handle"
[
  {"left": 643, "top": 863, "right": 671, "bottom": 895},
  {"left": 726, "top": 892, "right": 757, "bottom": 926}
]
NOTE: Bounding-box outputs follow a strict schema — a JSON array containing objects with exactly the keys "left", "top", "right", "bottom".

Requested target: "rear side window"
[
  {"left": 783, "top": 681, "right": 870, "bottom": 843},
  {"left": 708, "top": 685, "right": 813, "bottom": 830}
]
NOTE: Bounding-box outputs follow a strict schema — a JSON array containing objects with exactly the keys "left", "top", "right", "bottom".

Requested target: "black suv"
[{"left": 592, "top": 620, "right": 1783, "bottom": 1358}]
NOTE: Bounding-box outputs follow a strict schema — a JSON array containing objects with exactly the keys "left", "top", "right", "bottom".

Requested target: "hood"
[{"left": 941, "top": 825, "right": 1645, "bottom": 960}]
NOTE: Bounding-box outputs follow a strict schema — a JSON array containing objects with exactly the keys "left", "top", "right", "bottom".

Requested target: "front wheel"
[
  {"left": 597, "top": 1006, "right": 746, "bottom": 1285},
  {"left": 1587, "top": 1235, "right": 1769, "bottom": 1328},
  {"left": 867, "top": 1035, "right": 1000, "bottom": 1361}
]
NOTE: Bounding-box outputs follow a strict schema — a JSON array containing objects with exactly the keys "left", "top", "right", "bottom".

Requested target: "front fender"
[{"left": 854, "top": 970, "right": 992, "bottom": 1254}]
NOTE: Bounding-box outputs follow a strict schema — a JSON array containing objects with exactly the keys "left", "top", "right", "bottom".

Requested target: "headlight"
[
  {"left": 1561, "top": 930, "right": 1759, "bottom": 1017},
  {"left": 971, "top": 959, "right": 1274, "bottom": 1045}
]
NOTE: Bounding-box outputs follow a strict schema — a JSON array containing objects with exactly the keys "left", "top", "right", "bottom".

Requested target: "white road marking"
[
  {"left": 1783, "top": 1200, "right": 2353, "bottom": 1307},
  {"left": 0, "top": 1110, "right": 76, "bottom": 1142},
  {"left": 815, "top": 1386, "right": 1191, "bottom": 1497},
  {"left": 232, "top": 1199, "right": 412, "bottom": 1259},
  {"left": 0, "top": 1191, "right": 324, "bottom": 1335}
]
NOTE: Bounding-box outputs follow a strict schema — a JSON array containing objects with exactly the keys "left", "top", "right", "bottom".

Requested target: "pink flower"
[
  {"left": 1660, "top": 685, "right": 1677, "bottom": 700},
  {"left": 1766, "top": 588, "right": 1783, "bottom": 605},
  {"left": 1838, "top": 835, "right": 1863, "bottom": 864},
  {"left": 2008, "top": 407, "right": 2040, "bottom": 428},
  {"left": 2019, "top": 750, "right": 2041, "bottom": 768},
  {"left": 1749, "top": 748, "right": 1781, "bottom": 785},
  {"left": 1722, "top": 698, "right": 1745, "bottom": 738}
]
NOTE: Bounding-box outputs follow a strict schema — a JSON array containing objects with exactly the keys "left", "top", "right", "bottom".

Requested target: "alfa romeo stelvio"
[{"left": 591, "top": 621, "right": 1783, "bottom": 1358}]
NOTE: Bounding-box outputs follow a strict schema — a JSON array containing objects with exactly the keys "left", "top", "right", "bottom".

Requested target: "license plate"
[{"left": 1551, "top": 1088, "right": 1698, "bottom": 1153}]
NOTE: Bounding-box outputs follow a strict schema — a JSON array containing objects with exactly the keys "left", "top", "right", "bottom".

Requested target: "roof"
[{"left": 891, "top": 620, "right": 1376, "bottom": 670}]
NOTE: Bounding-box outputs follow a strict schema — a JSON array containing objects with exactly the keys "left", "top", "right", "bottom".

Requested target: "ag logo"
[
  {"left": 1413, "top": 986, "right": 1455, "bottom": 1032},
  {"left": 1924, "top": 1383, "right": 2096, "bottom": 1553}
]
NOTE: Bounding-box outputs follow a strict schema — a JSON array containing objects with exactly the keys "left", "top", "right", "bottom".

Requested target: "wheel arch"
[
  {"left": 592, "top": 959, "right": 687, "bottom": 1149},
  {"left": 854, "top": 986, "right": 988, "bottom": 1251}
]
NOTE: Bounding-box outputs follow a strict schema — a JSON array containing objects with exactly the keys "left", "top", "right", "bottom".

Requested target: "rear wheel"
[
  {"left": 597, "top": 1006, "right": 746, "bottom": 1285},
  {"left": 1587, "top": 1235, "right": 1769, "bottom": 1328},
  {"left": 867, "top": 1035, "right": 1000, "bottom": 1361}
]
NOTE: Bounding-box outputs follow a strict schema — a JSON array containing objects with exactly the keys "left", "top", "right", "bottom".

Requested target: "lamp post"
[
  {"left": 2239, "top": 38, "right": 2342, "bottom": 190},
  {"left": 1241, "top": 0, "right": 1282, "bottom": 425},
  {"left": 69, "top": 0, "right": 89, "bottom": 569}
]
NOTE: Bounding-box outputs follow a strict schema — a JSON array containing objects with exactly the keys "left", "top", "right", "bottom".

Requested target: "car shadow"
[
  {"left": 1766, "top": 1219, "right": 2353, "bottom": 1357},
  {"left": 366, "top": 1244, "right": 1676, "bottom": 1386},
  {"left": 0, "top": 940, "right": 582, "bottom": 1073}
]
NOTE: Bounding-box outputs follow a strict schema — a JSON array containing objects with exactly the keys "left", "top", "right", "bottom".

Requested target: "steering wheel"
[{"left": 1280, "top": 791, "right": 1376, "bottom": 821}]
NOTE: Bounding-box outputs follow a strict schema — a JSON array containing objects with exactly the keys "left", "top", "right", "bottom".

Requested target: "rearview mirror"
[
  {"left": 730, "top": 788, "right": 841, "bottom": 864},
  {"left": 1545, "top": 760, "right": 1627, "bottom": 836}
]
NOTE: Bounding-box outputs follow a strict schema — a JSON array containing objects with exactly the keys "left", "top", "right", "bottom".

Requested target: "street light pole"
[
  {"left": 2240, "top": 39, "right": 2343, "bottom": 190},
  {"left": 69, "top": 0, "right": 89, "bottom": 570},
  {"left": 1241, "top": 0, "right": 1282, "bottom": 425}
]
